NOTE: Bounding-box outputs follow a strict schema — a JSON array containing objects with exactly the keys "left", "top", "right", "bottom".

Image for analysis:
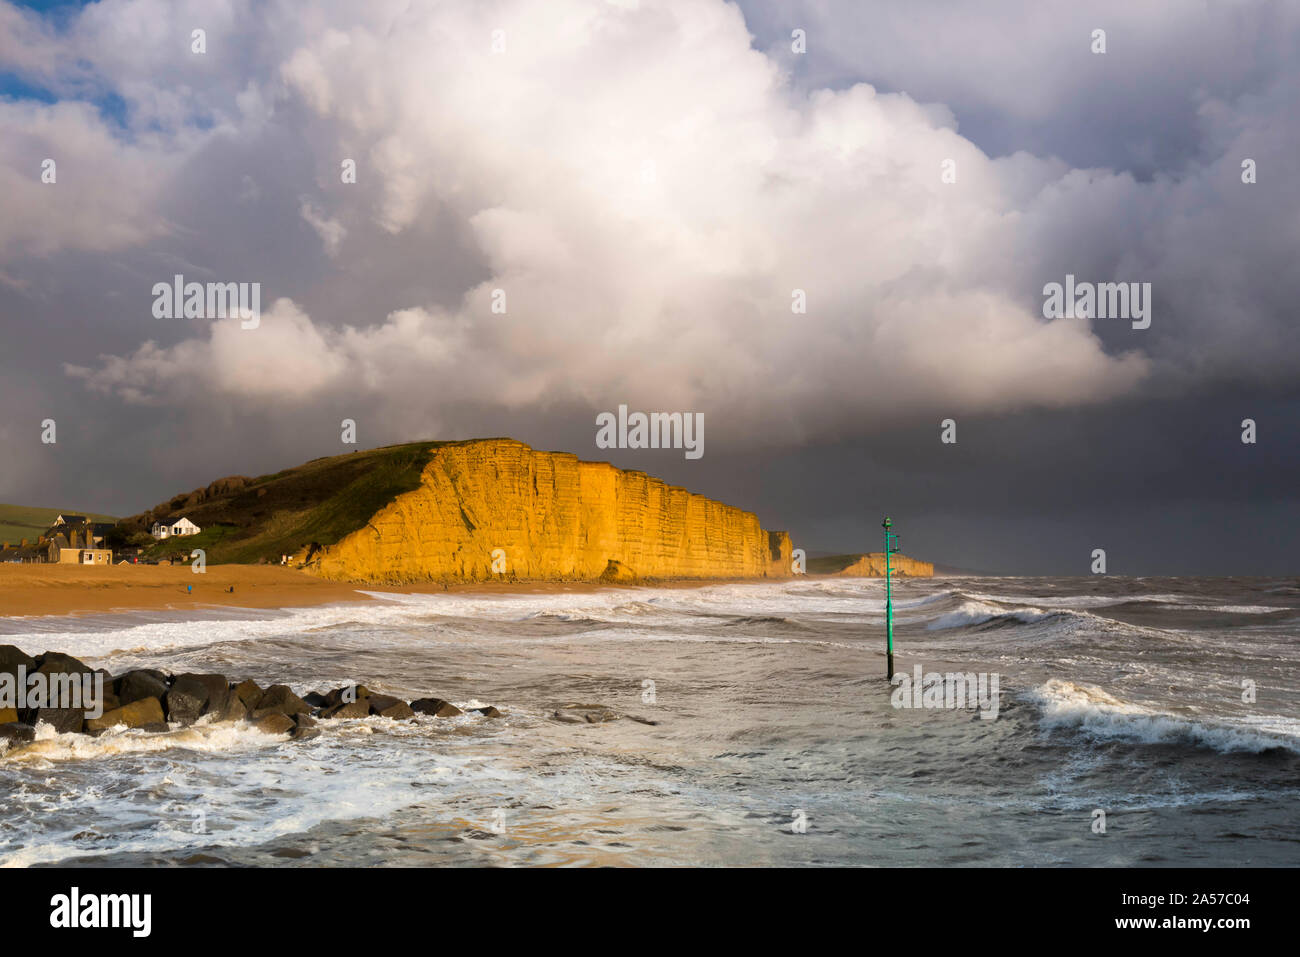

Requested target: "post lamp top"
[{"left": 882, "top": 516, "right": 892, "bottom": 528}]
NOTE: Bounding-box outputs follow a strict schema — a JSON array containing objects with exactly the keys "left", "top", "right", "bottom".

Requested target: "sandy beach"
[
  {"left": 0, "top": 563, "right": 766, "bottom": 619},
  {"left": 0, "top": 564, "right": 372, "bottom": 618}
]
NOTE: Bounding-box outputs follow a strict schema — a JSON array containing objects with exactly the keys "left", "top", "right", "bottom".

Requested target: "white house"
[{"left": 151, "top": 517, "right": 202, "bottom": 540}]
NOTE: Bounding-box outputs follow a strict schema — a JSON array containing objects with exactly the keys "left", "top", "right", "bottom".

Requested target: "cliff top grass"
[
  {"left": 0, "top": 504, "right": 118, "bottom": 546},
  {"left": 120, "top": 441, "right": 451, "bottom": 564}
]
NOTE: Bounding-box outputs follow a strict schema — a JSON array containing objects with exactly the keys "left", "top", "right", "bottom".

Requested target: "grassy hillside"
[
  {"left": 0, "top": 504, "right": 117, "bottom": 546},
  {"left": 119, "top": 441, "right": 450, "bottom": 564}
]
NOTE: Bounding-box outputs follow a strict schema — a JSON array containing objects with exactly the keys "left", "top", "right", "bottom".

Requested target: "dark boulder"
[
  {"left": 289, "top": 712, "right": 319, "bottom": 740},
  {"left": 411, "top": 698, "right": 462, "bottom": 717},
  {"left": 253, "top": 685, "right": 311, "bottom": 716},
  {"left": 302, "top": 691, "right": 328, "bottom": 708},
  {"left": 472, "top": 706, "right": 502, "bottom": 718},
  {"left": 0, "top": 645, "right": 35, "bottom": 679},
  {"left": 231, "top": 679, "right": 263, "bottom": 712},
  {"left": 324, "top": 685, "right": 370, "bottom": 708},
  {"left": 0, "top": 707, "right": 18, "bottom": 725},
  {"left": 34, "top": 652, "right": 93, "bottom": 677},
  {"left": 0, "top": 722, "right": 36, "bottom": 746},
  {"left": 129, "top": 668, "right": 169, "bottom": 684},
  {"left": 31, "top": 708, "right": 85, "bottom": 734},
  {"left": 368, "top": 694, "right": 415, "bottom": 720},
  {"left": 251, "top": 713, "right": 295, "bottom": 735},
  {"left": 176, "top": 673, "right": 232, "bottom": 718},
  {"left": 115, "top": 670, "right": 169, "bottom": 706},
  {"left": 215, "top": 693, "right": 248, "bottom": 722},
  {"left": 321, "top": 699, "right": 370, "bottom": 719},
  {"left": 17, "top": 671, "right": 108, "bottom": 724},
  {"left": 164, "top": 675, "right": 211, "bottom": 725},
  {"left": 21, "top": 653, "right": 96, "bottom": 718}
]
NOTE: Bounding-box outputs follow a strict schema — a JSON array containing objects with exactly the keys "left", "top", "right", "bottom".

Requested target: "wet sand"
[{"left": 0, "top": 564, "right": 770, "bottom": 620}]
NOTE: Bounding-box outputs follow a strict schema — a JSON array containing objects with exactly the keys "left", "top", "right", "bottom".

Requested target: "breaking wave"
[
  {"left": 1028, "top": 679, "right": 1300, "bottom": 755},
  {"left": 926, "top": 600, "right": 1063, "bottom": 630}
]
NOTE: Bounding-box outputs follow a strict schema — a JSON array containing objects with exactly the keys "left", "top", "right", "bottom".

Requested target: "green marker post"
[{"left": 883, "top": 517, "right": 901, "bottom": 680}]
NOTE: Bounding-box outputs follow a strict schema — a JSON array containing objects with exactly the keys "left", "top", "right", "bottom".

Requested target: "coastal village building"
[
  {"left": 0, "top": 541, "right": 43, "bottom": 563},
  {"left": 1, "top": 516, "right": 118, "bottom": 565},
  {"left": 62, "top": 545, "right": 113, "bottom": 565},
  {"left": 45, "top": 525, "right": 113, "bottom": 565},
  {"left": 151, "top": 517, "right": 201, "bottom": 540}
]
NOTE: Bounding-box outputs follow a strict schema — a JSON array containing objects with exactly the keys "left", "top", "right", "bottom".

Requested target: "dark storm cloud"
[{"left": 0, "top": 0, "right": 1296, "bottom": 573}]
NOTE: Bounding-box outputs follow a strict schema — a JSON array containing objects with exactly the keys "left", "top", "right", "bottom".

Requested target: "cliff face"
[
  {"left": 830, "top": 552, "right": 934, "bottom": 577},
  {"left": 767, "top": 530, "right": 794, "bottom": 577},
  {"left": 309, "top": 439, "right": 791, "bottom": 584}
]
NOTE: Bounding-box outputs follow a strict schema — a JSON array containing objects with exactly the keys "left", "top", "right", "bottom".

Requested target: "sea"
[{"left": 0, "top": 576, "right": 1296, "bottom": 867}]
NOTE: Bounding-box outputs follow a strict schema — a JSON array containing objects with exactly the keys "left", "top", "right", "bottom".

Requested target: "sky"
[{"left": 0, "top": 0, "right": 1297, "bottom": 575}]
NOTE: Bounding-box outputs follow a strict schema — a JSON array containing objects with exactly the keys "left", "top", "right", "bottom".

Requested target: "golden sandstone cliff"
[{"left": 308, "top": 439, "right": 794, "bottom": 584}]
